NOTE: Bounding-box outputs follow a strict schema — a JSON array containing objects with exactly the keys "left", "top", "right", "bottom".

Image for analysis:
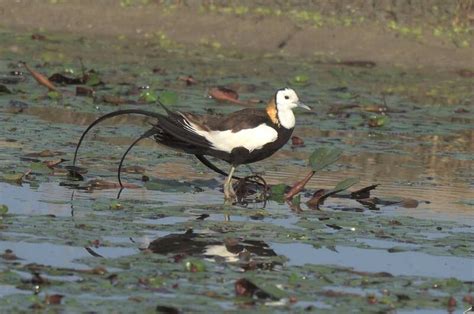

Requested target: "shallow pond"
[{"left": 0, "top": 31, "right": 473, "bottom": 312}]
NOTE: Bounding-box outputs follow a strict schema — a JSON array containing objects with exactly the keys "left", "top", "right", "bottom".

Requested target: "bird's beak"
[{"left": 297, "top": 101, "right": 311, "bottom": 110}]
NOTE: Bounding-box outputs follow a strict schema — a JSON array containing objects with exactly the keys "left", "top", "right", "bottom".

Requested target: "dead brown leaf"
[
  {"left": 25, "top": 149, "right": 62, "bottom": 158},
  {"left": 285, "top": 170, "right": 315, "bottom": 201},
  {"left": 76, "top": 86, "right": 95, "bottom": 97},
  {"left": 306, "top": 189, "right": 326, "bottom": 209},
  {"left": 45, "top": 294, "right": 63, "bottom": 305},
  {"left": 350, "top": 184, "right": 379, "bottom": 199},
  {"left": 208, "top": 86, "right": 246, "bottom": 105},
  {"left": 43, "top": 158, "right": 66, "bottom": 169},
  {"left": 399, "top": 198, "right": 419, "bottom": 208},
  {"left": 22, "top": 62, "right": 58, "bottom": 92},
  {"left": 291, "top": 136, "right": 305, "bottom": 148},
  {"left": 178, "top": 75, "right": 198, "bottom": 85}
]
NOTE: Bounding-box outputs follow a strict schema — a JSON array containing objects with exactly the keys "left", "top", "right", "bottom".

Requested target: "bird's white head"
[
  {"left": 273, "top": 88, "right": 310, "bottom": 129},
  {"left": 275, "top": 88, "right": 310, "bottom": 112}
]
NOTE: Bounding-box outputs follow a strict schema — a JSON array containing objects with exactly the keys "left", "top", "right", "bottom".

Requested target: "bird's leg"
[{"left": 224, "top": 166, "right": 236, "bottom": 204}]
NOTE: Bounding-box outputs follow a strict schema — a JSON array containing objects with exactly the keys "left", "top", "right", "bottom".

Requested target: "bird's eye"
[{"left": 284, "top": 95, "right": 289, "bottom": 99}]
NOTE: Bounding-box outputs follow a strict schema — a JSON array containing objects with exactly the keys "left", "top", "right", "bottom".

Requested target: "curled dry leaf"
[
  {"left": 48, "top": 73, "right": 84, "bottom": 85},
  {"left": 21, "top": 62, "right": 58, "bottom": 92},
  {"left": 45, "top": 294, "right": 64, "bottom": 305},
  {"left": 399, "top": 198, "right": 419, "bottom": 208},
  {"left": 43, "top": 158, "right": 66, "bottom": 169},
  {"left": 285, "top": 170, "right": 315, "bottom": 201},
  {"left": 291, "top": 136, "right": 305, "bottom": 148},
  {"left": 25, "top": 149, "right": 62, "bottom": 158},
  {"left": 350, "top": 184, "right": 379, "bottom": 199},
  {"left": 306, "top": 189, "right": 326, "bottom": 209},
  {"left": 178, "top": 75, "right": 198, "bottom": 85},
  {"left": 76, "top": 86, "right": 95, "bottom": 97},
  {"left": 208, "top": 86, "right": 246, "bottom": 105}
]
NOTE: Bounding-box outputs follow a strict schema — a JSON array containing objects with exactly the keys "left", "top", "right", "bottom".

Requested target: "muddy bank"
[{"left": 0, "top": 0, "right": 472, "bottom": 68}]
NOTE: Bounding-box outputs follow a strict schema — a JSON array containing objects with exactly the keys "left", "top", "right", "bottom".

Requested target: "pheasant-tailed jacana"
[{"left": 72, "top": 88, "right": 309, "bottom": 203}]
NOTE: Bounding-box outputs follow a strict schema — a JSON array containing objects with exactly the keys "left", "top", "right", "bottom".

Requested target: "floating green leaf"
[
  {"left": 0, "top": 204, "right": 8, "bottom": 216},
  {"left": 368, "top": 115, "right": 389, "bottom": 127},
  {"left": 289, "top": 74, "right": 310, "bottom": 86},
  {"left": 158, "top": 90, "right": 178, "bottom": 106},
  {"left": 47, "top": 90, "right": 62, "bottom": 100},
  {"left": 2, "top": 172, "right": 24, "bottom": 184},
  {"left": 309, "top": 147, "right": 343, "bottom": 172},
  {"left": 109, "top": 200, "right": 123, "bottom": 210},
  {"left": 85, "top": 72, "right": 102, "bottom": 86},
  {"left": 184, "top": 259, "right": 206, "bottom": 272},
  {"left": 269, "top": 183, "right": 287, "bottom": 203},
  {"left": 30, "top": 162, "right": 52, "bottom": 174},
  {"left": 291, "top": 194, "right": 301, "bottom": 207},
  {"left": 139, "top": 90, "right": 158, "bottom": 103}
]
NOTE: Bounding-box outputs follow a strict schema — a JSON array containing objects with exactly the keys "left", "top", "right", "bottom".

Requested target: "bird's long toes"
[{"left": 223, "top": 182, "right": 237, "bottom": 205}]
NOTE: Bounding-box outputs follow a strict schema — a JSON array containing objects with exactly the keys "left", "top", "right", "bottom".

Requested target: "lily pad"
[
  {"left": 289, "top": 74, "right": 310, "bottom": 86},
  {"left": 269, "top": 184, "right": 287, "bottom": 203},
  {"left": 139, "top": 90, "right": 158, "bottom": 103},
  {"left": 158, "top": 90, "right": 178, "bottom": 106},
  {"left": 309, "top": 147, "right": 343, "bottom": 172},
  {"left": 145, "top": 178, "right": 196, "bottom": 193}
]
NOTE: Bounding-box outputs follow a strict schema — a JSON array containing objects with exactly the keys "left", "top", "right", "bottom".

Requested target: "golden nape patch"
[{"left": 266, "top": 98, "right": 280, "bottom": 126}]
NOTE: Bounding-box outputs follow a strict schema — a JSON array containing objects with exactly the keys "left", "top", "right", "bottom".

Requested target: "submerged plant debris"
[{"left": 0, "top": 27, "right": 473, "bottom": 313}]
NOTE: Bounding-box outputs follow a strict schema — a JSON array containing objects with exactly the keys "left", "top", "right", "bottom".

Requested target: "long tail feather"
[
  {"left": 117, "top": 128, "right": 157, "bottom": 187},
  {"left": 72, "top": 109, "right": 165, "bottom": 167},
  {"left": 72, "top": 108, "right": 233, "bottom": 181}
]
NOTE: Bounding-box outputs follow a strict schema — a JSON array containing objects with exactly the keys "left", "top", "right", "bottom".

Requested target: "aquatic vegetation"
[{"left": 0, "top": 27, "right": 473, "bottom": 312}]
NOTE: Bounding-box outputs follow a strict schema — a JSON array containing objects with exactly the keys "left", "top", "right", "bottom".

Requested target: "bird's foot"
[{"left": 223, "top": 181, "right": 236, "bottom": 205}]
